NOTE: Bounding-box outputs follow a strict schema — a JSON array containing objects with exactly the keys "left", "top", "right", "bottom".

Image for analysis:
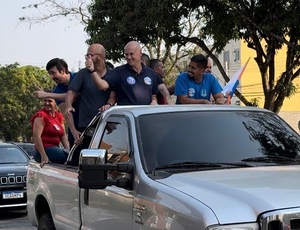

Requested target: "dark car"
[
  {"left": 12, "top": 142, "right": 35, "bottom": 158},
  {"left": 0, "top": 143, "right": 30, "bottom": 210}
]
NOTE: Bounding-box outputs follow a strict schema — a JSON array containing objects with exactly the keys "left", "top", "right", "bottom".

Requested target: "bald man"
[
  {"left": 205, "top": 57, "right": 213, "bottom": 73},
  {"left": 65, "top": 44, "right": 115, "bottom": 146},
  {"left": 90, "top": 41, "right": 158, "bottom": 105}
]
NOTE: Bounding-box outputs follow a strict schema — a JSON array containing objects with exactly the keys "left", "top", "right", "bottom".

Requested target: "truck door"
[{"left": 80, "top": 117, "right": 134, "bottom": 230}]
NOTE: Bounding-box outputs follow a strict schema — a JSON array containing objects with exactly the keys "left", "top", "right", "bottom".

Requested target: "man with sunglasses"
[{"left": 65, "top": 44, "right": 115, "bottom": 145}]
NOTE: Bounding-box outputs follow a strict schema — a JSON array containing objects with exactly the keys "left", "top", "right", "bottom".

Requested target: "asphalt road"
[{"left": 0, "top": 210, "right": 36, "bottom": 230}]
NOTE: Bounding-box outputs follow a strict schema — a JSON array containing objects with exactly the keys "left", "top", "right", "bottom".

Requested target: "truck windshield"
[{"left": 137, "top": 110, "right": 300, "bottom": 173}]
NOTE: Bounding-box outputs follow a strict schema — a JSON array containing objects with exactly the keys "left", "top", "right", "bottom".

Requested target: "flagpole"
[{"left": 227, "top": 95, "right": 231, "bottom": 104}]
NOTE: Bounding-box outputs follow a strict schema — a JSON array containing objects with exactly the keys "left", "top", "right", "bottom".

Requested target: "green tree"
[
  {"left": 85, "top": 0, "right": 300, "bottom": 112},
  {"left": 20, "top": 0, "right": 201, "bottom": 87},
  {"left": 21, "top": 0, "right": 300, "bottom": 112},
  {"left": 0, "top": 64, "right": 54, "bottom": 142}
]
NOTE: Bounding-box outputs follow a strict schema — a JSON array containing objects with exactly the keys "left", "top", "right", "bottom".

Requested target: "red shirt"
[{"left": 30, "top": 109, "right": 65, "bottom": 148}]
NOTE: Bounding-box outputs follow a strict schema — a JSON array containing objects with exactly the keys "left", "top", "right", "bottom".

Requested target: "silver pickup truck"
[{"left": 27, "top": 105, "right": 300, "bottom": 230}]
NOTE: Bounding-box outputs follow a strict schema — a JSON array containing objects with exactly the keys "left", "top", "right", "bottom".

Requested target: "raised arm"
[
  {"left": 91, "top": 71, "right": 110, "bottom": 90},
  {"left": 33, "top": 90, "right": 66, "bottom": 101},
  {"left": 85, "top": 55, "right": 110, "bottom": 90}
]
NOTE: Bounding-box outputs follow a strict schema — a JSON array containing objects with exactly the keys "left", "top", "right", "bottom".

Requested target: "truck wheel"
[{"left": 38, "top": 213, "right": 56, "bottom": 230}]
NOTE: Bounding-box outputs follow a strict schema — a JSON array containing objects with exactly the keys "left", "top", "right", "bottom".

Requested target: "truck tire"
[{"left": 38, "top": 213, "right": 56, "bottom": 230}]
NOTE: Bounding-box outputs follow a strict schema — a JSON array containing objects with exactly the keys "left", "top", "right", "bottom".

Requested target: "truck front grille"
[
  {"left": 260, "top": 208, "right": 300, "bottom": 230},
  {"left": 0, "top": 176, "right": 26, "bottom": 185}
]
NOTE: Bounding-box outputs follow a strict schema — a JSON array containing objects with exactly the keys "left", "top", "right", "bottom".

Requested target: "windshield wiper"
[
  {"left": 155, "top": 161, "right": 224, "bottom": 170},
  {"left": 241, "top": 156, "right": 300, "bottom": 163},
  {"left": 155, "top": 161, "right": 254, "bottom": 170}
]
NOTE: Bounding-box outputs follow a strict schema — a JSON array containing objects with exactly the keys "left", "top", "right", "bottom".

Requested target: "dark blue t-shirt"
[
  {"left": 53, "top": 72, "right": 77, "bottom": 105},
  {"left": 53, "top": 72, "right": 79, "bottom": 129},
  {"left": 105, "top": 64, "right": 158, "bottom": 105},
  {"left": 69, "top": 68, "right": 111, "bottom": 128}
]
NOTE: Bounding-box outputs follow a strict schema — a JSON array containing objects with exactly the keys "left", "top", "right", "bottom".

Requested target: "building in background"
[{"left": 212, "top": 39, "right": 300, "bottom": 131}]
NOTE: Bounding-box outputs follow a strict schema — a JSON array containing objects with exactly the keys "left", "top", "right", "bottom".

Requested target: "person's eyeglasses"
[{"left": 85, "top": 53, "right": 100, "bottom": 58}]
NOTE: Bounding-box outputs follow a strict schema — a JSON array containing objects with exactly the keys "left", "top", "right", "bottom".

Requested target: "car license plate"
[{"left": 2, "top": 191, "right": 24, "bottom": 199}]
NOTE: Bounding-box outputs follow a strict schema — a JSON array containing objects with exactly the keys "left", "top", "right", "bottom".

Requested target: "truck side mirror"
[
  {"left": 78, "top": 149, "right": 108, "bottom": 189},
  {"left": 78, "top": 149, "right": 134, "bottom": 190}
]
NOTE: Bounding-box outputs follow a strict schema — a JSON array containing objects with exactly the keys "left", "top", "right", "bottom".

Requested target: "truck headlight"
[{"left": 207, "top": 223, "right": 259, "bottom": 230}]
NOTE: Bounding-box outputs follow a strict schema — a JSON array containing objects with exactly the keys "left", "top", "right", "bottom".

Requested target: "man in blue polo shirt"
[
  {"left": 175, "top": 54, "right": 224, "bottom": 105},
  {"left": 33, "top": 58, "right": 79, "bottom": 147},
  {"left": 90, "top": 41, "right": 158, "bottom": 105}
]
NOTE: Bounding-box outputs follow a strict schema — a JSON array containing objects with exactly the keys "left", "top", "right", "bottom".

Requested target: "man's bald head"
[
  {"left": 124, "top": 41, "right": 141, "bottom": 52},
  {"left": 206, "top": 57, "right": 213, "bottom": 73},
  {"left": 85, "top": 43, "right": 106, "bottom": 68},
  {"left": 87, "top": 44, "right": 106, "bottom": 58},
  {"left": 124, "top": 41, "right": 142, "bottom": 67}
]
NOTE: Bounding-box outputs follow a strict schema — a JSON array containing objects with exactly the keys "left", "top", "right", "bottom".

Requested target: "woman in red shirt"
[{"left": 30, "top": 97, "right": 69, "bottom": 165}]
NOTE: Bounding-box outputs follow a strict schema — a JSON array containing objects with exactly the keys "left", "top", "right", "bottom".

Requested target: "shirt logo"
[
  {"left": 188, "top": 88, "right": 195, "bottom": 97},
  {"left": 201, "top": 89, "right": 207, "bottom": 97},
  {"left": 53, "top": 124, "right": 61, "bottom": 131},
  {"left": 144, "top": 77, "right": 152, "bottom": 85},
  {"left": 127, "top": 76, "right": 136, "bottom": 85}
]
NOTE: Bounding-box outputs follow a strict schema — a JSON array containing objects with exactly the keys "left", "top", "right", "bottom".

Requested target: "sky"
[{"left": 0, "top": 0, "right": 89, "bottom": 71}]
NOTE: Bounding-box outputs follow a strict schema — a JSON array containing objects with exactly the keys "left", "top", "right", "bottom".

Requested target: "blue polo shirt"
[
  {"left": 175, "top": 72, "right": 223, "bottom": 104},
  {"left": 105, "top": 64, "right": 158, "bottom": 105}
]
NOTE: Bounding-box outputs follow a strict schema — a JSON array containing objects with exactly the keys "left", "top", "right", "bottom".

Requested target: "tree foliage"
[
  {"left": 20, "top": 0, "right": 300, "bottom": 112},
  {"left": 223, "top": 0, "right": 300, "bottom": 112},
  {"left": 86, "top": 0, "right": 300, "bottom": 112},
  {"left": 0, "top": 64, "right": 54, "bottom": 142}
]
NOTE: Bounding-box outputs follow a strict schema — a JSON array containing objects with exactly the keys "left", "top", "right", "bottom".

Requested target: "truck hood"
[{"left": 158, "top": 165, "right": 300, "bottom": 224}]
